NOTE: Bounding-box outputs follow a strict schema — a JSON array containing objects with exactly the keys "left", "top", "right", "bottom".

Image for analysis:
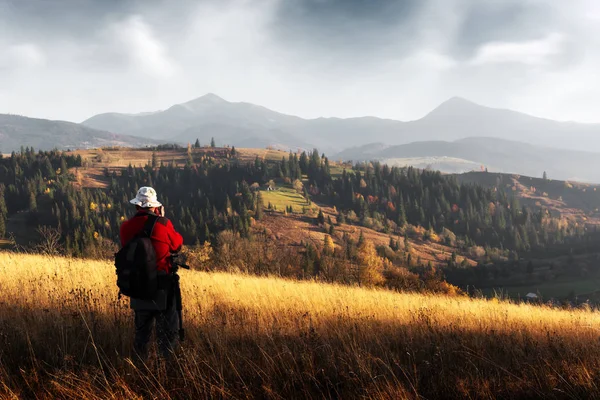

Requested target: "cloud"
[
  {"left": 0, "top": 43, "right": 46, "bottom": 70},
  {"left": 469, "top": 33, "right": 565, "bottom": 66},
  {"left": 109, "top": 15, "right": 177, "bottom": 78},
  {"left": 0, "top": 0, "right": 598, "bottom": 124}
]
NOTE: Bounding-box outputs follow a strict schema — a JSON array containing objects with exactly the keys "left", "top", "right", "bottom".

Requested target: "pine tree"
[
  {"left": 29, "top": 192, "right": 37, "bottom": 211},
  {"left": 210, "top": 137, "right": 216, "bottom": 148},
  {"left": 194, "top": 138, "right": 201, "bottom": 148},
  {"left": 317, "top": 209, "right": 325, "bottom": 225},
  {"left": 255, "top": 193, "right": 264, "bottom": 220},
  {"left": 337, "top": 210, "right": 346, "bottom": 225}
]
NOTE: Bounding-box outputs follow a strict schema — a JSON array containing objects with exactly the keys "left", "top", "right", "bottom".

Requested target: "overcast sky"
[{"left": 1, "top": 0, "right": 599, "bottom": 123}]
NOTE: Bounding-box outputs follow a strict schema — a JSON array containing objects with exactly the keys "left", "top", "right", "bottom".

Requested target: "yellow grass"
[
  {"left": 1, "top": 252, "right": 600, "bottom": 398},
  {"left": 261, "top": 187, "right": 313, "bottom": 213}
]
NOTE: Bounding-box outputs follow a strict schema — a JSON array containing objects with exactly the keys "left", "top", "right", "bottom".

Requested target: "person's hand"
[{"left": 157, "top": 206, "right": 164, "bottom": 216}]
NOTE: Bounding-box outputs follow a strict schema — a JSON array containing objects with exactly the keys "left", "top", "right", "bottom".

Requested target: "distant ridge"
[
  {"left": 0, "top": 114, "right": 160, "bottom": 152},
  {"left": 82, "top": 94, "right": 600, "bottom": 154},
  {"left": 334, "top": 137, "right": 600, "bottom": 183}
]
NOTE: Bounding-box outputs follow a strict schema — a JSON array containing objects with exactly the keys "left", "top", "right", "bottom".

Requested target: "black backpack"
[{"left": 115, "top": 215, "right": 159, "bottom": 300}]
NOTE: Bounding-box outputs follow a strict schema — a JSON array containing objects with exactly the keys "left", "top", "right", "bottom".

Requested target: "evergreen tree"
[
  {"left": 337, "top": 210, "right": 346, "bottom": 225},
  {"left": 317, "top": 209, "right": 325, "bottom": 225},
  {"left": 210, "top": 137, "right": 216, "bottom": 148},
  {"left": 194, "top": 138, "right": 201, "bottom": 148},
  {"left": 255, "top": 193, "right": 264, "bottom": 220},
  {"left": 29, "top": 192, "right": 37, "bottom": 211}
]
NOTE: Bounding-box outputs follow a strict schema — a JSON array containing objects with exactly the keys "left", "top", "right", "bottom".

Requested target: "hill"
[
  {"left": 335, "top": 137, "right": 600, "bottom": 183},
  {"left": 82, "top": 94, "right": 600, "bottom": 155},
  {"left": 456, "top": 171, "right": 600, "bottom": 224},
  {"left": 2, "top": 252, "right": 600, "bottom": 399},
  {"left": 0, "top": 114, "right": 160, "bottom": 152}
]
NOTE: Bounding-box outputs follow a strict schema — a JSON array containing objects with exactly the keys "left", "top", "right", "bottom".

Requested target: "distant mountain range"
[
  {"left": 334, "top": 137, "right": 600, "bottom": 182},
  {"left": 3, "top": 94, "right": 600, "bottom": 182},
  {"left": 82, "top": 94, "right": 600, "bottom": 154},
  {"left": 0, "top": 114, "right": 159, "bottom": 152}
]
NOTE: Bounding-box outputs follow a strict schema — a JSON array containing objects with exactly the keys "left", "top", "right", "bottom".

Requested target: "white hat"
[{"left": 130, "top": 187, "right": 162, "bottom": 208}]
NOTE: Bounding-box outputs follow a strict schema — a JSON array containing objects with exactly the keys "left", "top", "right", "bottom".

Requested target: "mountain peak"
[
  {"left": 181, "top": 93, "right": 227, "bottom": 107},
  {"left": 424, "top": 97, "right": 486, "bottom": 119},
  {"left": 438, "top": 96, "right": 482, "bottom": 109}
]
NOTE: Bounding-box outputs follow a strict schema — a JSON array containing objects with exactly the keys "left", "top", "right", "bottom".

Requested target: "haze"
[{"left": 1, "top": 0, "right": 599, "bottom": 124}]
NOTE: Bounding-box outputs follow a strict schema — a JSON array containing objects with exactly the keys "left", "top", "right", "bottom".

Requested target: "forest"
[{"left": 0, "top": 146, "right": 596, "bottom": 296}]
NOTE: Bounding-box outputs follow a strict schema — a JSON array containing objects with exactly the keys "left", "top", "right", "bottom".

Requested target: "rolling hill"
[
  {"left": 83, "top": 94, "right": 600, "bottom": 154},
  {"left": 0, "top": 114, "right": 160, "bottom": 152},
  {"left": 334, "top": 137, "right": 600, "bottom": 183}
]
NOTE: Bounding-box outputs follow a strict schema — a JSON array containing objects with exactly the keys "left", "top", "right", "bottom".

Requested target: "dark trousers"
[{"left": 133, "top": 290, "right": 179, "bottom": 359}]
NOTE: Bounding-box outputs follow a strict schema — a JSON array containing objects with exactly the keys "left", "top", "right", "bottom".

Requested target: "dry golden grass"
[{"left": 1, "top": 252, "right": 600, "bottom": 399}]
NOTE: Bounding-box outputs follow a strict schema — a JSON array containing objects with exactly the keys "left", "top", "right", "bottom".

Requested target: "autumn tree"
[
  {"left": 323, "top": 234, "right": 335, "bottom": 255},
  {"left": 356, "top": 238, "right": 385, "bottom": 286}
]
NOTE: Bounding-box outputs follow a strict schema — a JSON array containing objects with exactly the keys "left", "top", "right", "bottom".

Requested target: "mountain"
[
  {"left": 408, "top": 97, "right": 600, "bottom": 152},
  {"left": 83, "top": 94, "right": 600, "bottom": 154},
  {"left": 0, "top": 114, "right": 160, "bottom": 152},
  {"left": 334, "top": 137, "right": 600, "bottom": 183},
  {"left": 83, "top": 93, "right": 314, "bottom": 150}
]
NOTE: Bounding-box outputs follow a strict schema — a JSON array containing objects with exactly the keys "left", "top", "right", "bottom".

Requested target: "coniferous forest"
[{"left": 1, "top": 146, "right": 598, "bottom": 296}]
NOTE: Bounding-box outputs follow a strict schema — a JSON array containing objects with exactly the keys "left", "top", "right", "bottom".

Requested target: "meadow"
[
  {"left": 260, "top": 186, "right": 312, "bottom": 213},
  {"left": 1, "top": 252, "right": 600, "bottom": 399}
]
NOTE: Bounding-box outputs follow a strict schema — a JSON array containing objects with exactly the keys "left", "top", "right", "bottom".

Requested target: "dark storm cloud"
[
  {"left": 271, "top": 0, "right": 422, "bottom": 51},
  {"left": 270, "top": 0, "right": 560, "bottom": 61},
  {"left": 2, "top": 0, "right": 139, "bottom": 39},
  {"left": 0, "top": 0, "right": 598, "bottom": 123},
  {"left": 454, "top": 1, "right": 557, "bottom": 59}
]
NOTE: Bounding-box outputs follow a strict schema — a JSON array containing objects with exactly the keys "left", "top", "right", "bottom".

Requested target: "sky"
[{"left": 0, "top": 0, "right": 599, "bottom": 123}]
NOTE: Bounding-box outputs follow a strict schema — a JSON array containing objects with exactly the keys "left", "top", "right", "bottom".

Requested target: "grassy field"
[
  {"left": 261, "top": 186, "right": 312, "bottom": 213},
  {"left": 1, "top": 253, "right": 600, "bottom": 398}
]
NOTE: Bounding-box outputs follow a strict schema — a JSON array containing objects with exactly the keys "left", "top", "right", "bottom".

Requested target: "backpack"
[{"left": 115, "top": 215, "right": 159, "bottom": 300}]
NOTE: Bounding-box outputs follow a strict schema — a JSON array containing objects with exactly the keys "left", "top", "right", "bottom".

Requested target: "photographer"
[{"left": 118, "top": 187, "right": 184, "bottom": 359}]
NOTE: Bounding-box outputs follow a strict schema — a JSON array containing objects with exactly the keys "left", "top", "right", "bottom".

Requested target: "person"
[{"left": 119, "top": 186, "right": 184, "bottom": 359}]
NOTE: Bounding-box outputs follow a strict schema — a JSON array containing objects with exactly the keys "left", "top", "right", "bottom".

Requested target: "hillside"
[
  {"left": 456, "top": 171, "right": 600, "bottom": 225},
  {"left": 64, "top": 147, "right": 472, "bottom": 269},
  {"left": 335, "top": 137, "right": 600, "bottom": 183},
  {"left": 2, "top": 253, "right": 600, "bottom": 399},
  {"left": 0, "top": 114, "right": 161, "bottom": 152},
  {"left": 82, "top": 94, "right": 600, "bottom": 155},
  {"left": 5, "top": 146, "right": 600, "bottom": 303}
]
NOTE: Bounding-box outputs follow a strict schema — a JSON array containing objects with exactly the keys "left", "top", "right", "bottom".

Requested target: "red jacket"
[{"left": 120, "top": 211, "right": 184, "bottom": 273}]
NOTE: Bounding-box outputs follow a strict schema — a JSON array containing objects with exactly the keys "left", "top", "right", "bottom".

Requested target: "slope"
[
  {"left": 2, "top": 253, "right": 600, "bottom": 399},
  {"left": 0, "top": 114, "right": 160, "bottom": 152}
]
